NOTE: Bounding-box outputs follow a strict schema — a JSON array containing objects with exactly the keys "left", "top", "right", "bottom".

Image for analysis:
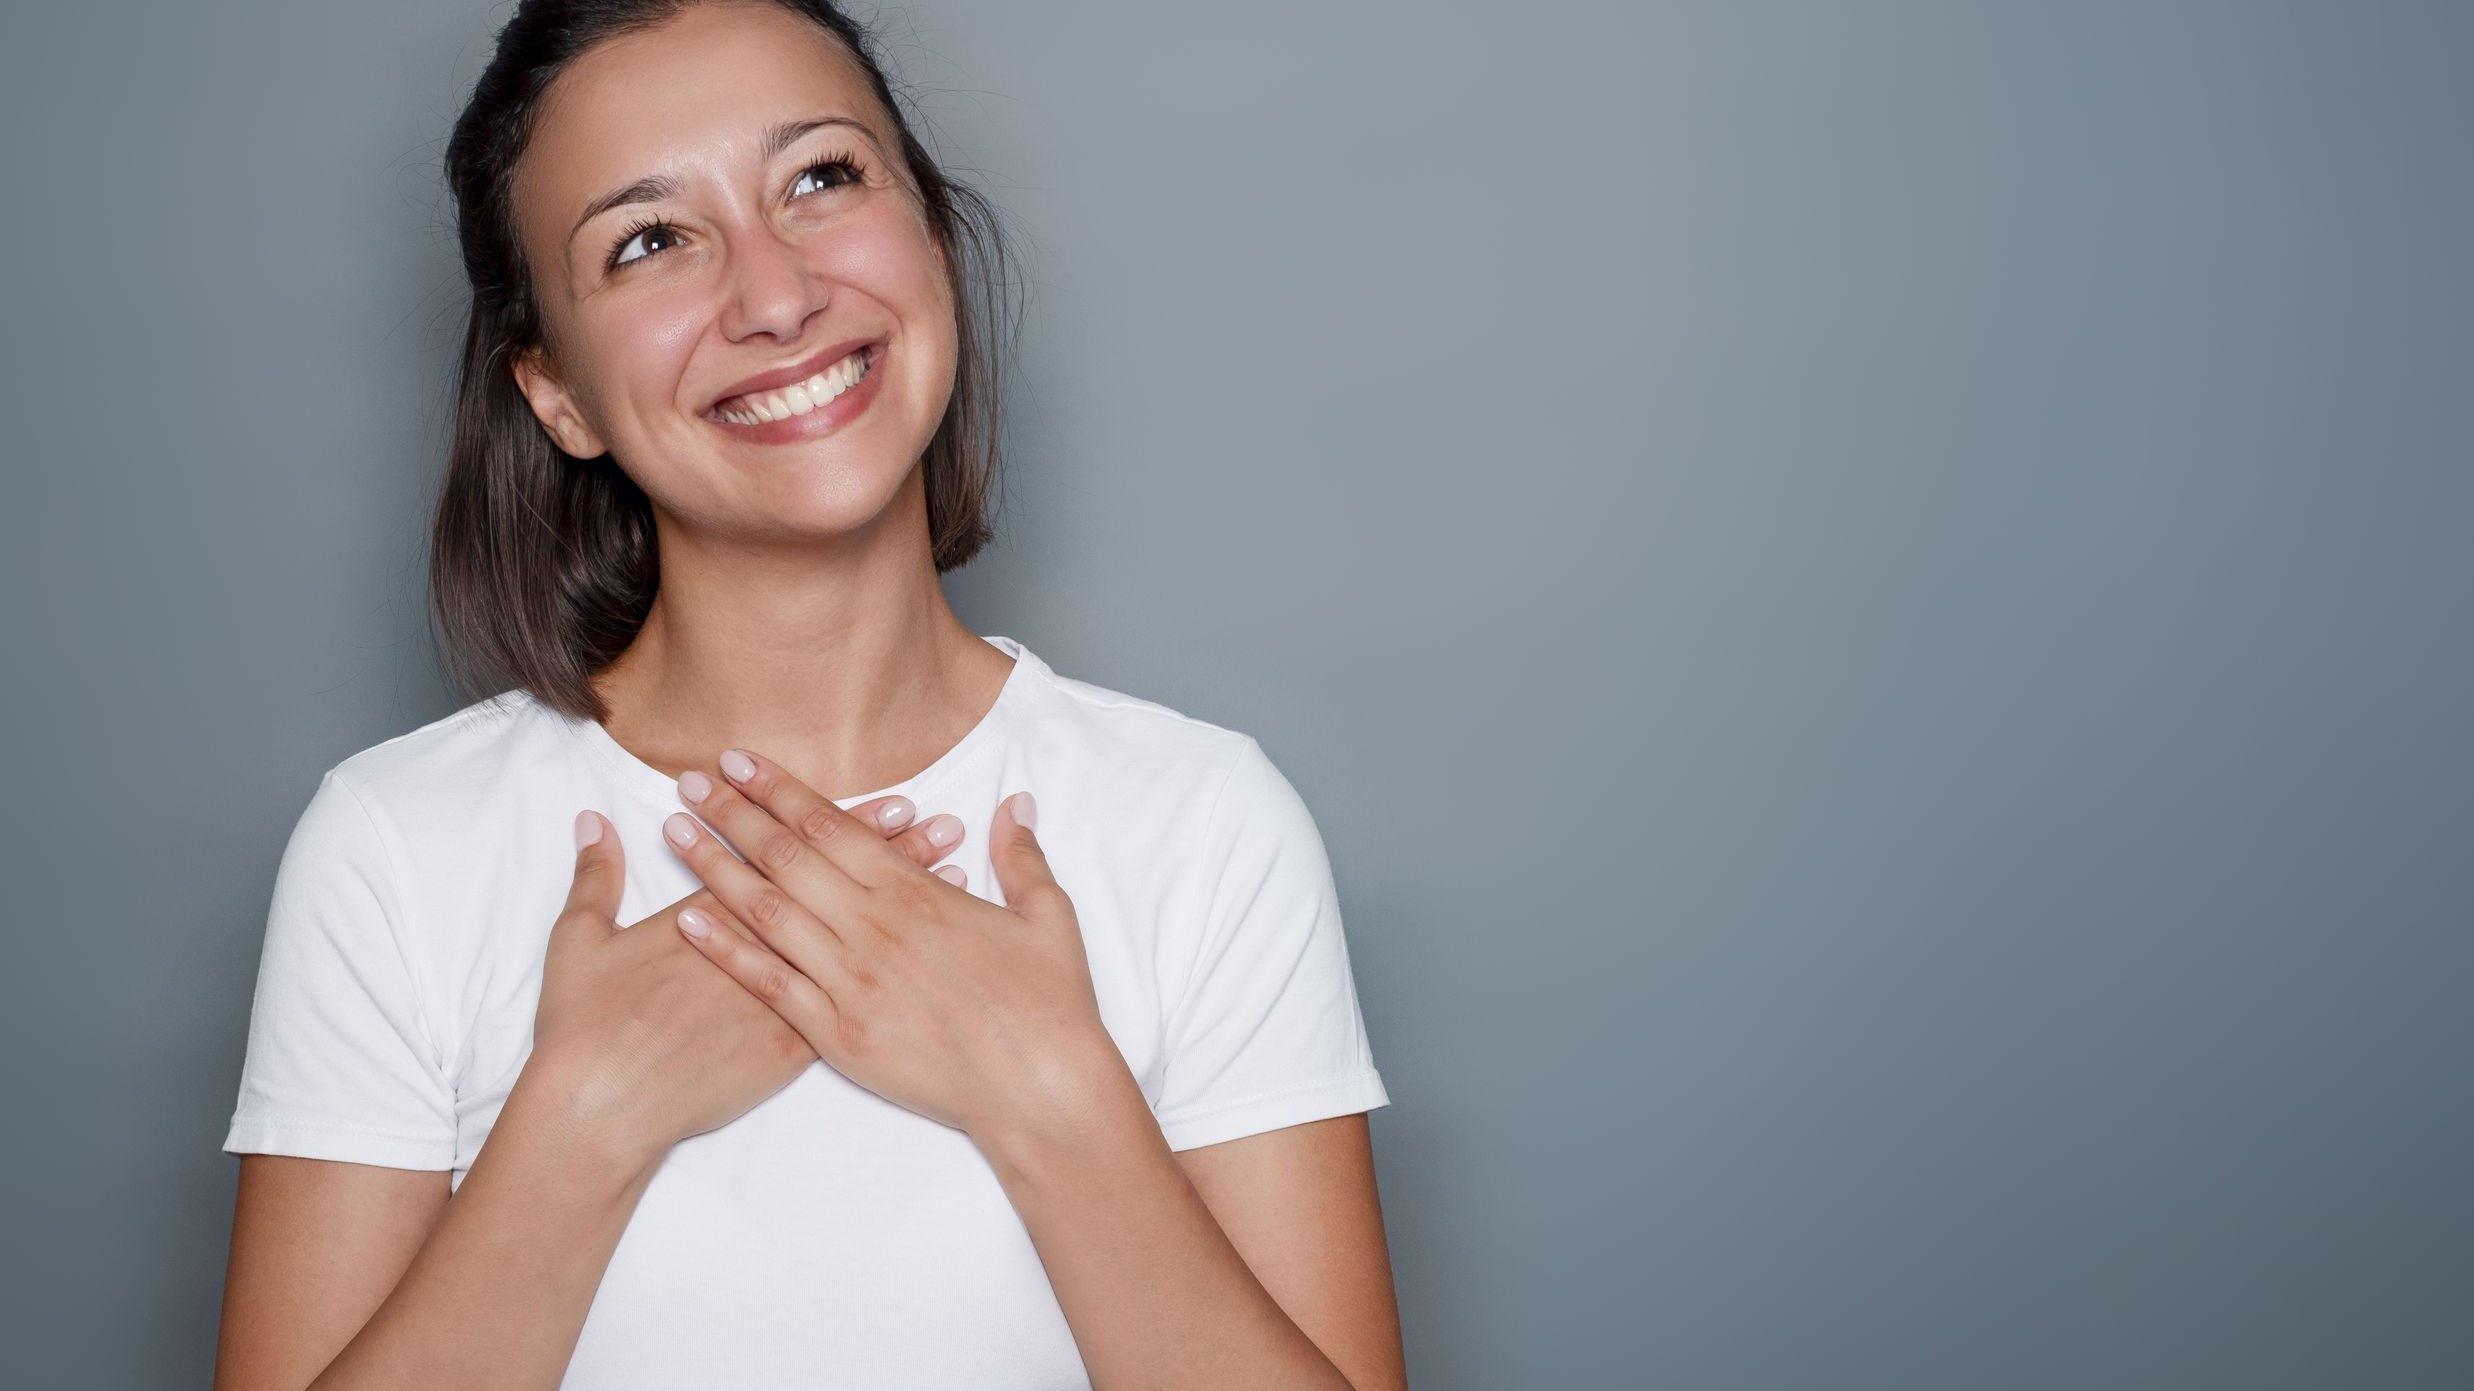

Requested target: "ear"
[{"left": 510, "top": 343, "right": 611, "bottom": 459}]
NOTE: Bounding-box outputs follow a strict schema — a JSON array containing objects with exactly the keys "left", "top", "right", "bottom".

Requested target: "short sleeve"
[
  {"left": 221, "top": 768, "right": 457, "bottom": 1169},
  {"left": 1152, "top": 736, "right": 1390, "bottom": 1151}
]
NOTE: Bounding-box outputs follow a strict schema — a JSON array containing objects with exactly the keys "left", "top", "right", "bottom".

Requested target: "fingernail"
[
  {"left": 720, "top": 749, "right": 757, "bottom": 782},
  {"left": 664, "top": 812, "right": 700, "bottom": 848},
  {"left": 935, "top": 864, "right": 966, "bottom": 887},
  {"left": 679, "top": 770, "right": 713, "bottom": 804},
  {"left": 922, "top": 813, "right": 962, "bottom": 849},
  {"left": 575, "top": 810, "right": 602, "bottom": 849},
  {"left": 1011, "top": 791, "right": 1038, "bottom": 831},
  {"left": 677, "top": 907, "right": 712, "bottom": 940},
  {"left": 878, "top": 796, "right": 916, "bottom": 830}
]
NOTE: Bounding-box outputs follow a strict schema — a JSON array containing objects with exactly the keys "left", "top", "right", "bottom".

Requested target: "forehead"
[{"left": 513, "top": 3, "right": 880, "bottom": 243}]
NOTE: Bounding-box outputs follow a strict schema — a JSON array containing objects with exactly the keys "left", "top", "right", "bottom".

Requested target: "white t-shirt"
[{"left": 222, "top": 633, "right": 1388, "bottom": 1389}]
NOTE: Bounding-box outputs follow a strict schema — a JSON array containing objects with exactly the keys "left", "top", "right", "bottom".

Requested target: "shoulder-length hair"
[{"left": 429, "top": 0, "right": 1018, "bottom": 724}]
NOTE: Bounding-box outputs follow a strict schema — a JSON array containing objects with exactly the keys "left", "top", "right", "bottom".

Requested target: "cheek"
[
  {"left": 816, "top": 205, "right": 954, "bottom": 352},
  {"left": 584, "top": 299, "right": 705, "bottom": 418}
]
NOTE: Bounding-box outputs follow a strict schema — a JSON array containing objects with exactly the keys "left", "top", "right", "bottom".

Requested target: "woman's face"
[{"left": 507, "top": 1, "right": 955, "bottom": 539}]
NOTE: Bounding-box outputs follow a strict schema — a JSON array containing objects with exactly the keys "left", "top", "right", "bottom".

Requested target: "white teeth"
[{"left": 715, "top": 349, "right": 871, "bottom": 425}]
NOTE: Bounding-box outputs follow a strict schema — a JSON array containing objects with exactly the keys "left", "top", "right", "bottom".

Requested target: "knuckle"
[
  {"left": 843, "top": 954, "right": 882, "bottom": 997},
  {"left": 882, "top": 871, "right": 938, "bottom": 916},
  {"left": 798, "top": 803, "right": 847, "bottom": 848},
  {"left": 859, "top": 911, "right": 909, "bottom": 956},
  {"left": 767, "top": 1027, "right": 812, "bottom": 1070},
  {"left": 744, "top": 882, "right": 792, "bottom": 932},
  {"left": 835, "top": 1010, "right": 871, "bottom": 1058},
  {"left": 747, "top": 959, "right": 795, "bottom": 1003},
  {"left": 755, "top": 829, "right": 806, "bottom": 875}
]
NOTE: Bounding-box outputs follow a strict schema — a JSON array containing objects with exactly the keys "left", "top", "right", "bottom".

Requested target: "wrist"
[
  {"left": 972, "top": 1031, "right": 1154, "bottom": 1188},
  {"left": 505, "top": 1047, "right": 669, "bottom": 1188}
]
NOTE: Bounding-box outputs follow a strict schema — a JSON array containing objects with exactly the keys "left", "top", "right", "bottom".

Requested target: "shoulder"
[
  {"left": 314, "top": 688, "right": 571, "bottom": 831},
  {"left": 1006, "top": 645, "right": 1318, "bottom": 860},
  {"left": 1008, "top": 647, "right": 1262, "bottom": 806}
]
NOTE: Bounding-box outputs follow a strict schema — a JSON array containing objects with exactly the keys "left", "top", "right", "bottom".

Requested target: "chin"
[{"left": 758, "top": 453, "right": 922, "bottom": 532}]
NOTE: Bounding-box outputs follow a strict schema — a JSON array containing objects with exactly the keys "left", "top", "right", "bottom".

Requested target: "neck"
[{"left": 586, "top": 469, "right": 1015, "bottom": 800}]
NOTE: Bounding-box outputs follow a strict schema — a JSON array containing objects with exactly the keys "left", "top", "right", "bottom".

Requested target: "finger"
[
  {"left": 556, "top": 810, "right": 624, "bottom": 945},
  {"left": 849, "top": 793, "right": 920, "bottom": 837},
  {"left": 988, "top": 791, "right": 1065, "bottom": 920},
  {"left": 672, "top": 887, "right": 765, "bottom": 946},
  {"left": 715, "top": 747, "right": 913, "bottom": 887},
  {"left": 847, "top": 794, "right": 966, "bottom": 871},
  {"left": 888, "top": 812, "right": 966, "bottom": 872},
  {"left": 661, "top": 807, "right": 859, "bottom": 997},
  {"left": 675, "top": 900, "right": 844, "bottom": 1066},
  {"left": 673, "top": 760, "right": 868, "bottom": 926}
]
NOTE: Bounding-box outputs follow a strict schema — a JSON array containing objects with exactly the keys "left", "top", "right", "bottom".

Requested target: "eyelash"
[{"left": 603, "top": 154, "right": 866, "bottom": 273}]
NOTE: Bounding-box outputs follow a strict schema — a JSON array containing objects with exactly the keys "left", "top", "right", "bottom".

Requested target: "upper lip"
[{"left": 704, "top": 335, "right": 881, "bottom": 414}]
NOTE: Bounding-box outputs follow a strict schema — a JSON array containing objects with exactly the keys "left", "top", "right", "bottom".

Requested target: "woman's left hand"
[{"left": 659, "top": 747, "right": 1123, "bottom": 1145}]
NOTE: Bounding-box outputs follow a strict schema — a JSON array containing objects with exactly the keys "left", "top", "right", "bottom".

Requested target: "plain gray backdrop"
[{"left": 2, "top": 1, "right": 2467, "bottom": 1386}]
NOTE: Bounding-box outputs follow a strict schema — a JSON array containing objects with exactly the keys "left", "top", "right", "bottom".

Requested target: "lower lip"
[{"left": 704, "top": 344, "right": 887, "bottom": 443}]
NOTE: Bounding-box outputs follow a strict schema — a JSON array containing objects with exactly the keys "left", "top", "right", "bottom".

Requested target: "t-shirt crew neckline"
[{"left": 556, "top": 633, "right": 1041, "bottom": 812}]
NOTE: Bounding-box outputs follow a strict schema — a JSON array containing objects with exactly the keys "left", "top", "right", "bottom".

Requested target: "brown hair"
[{"left": 429, "top": 0, "right": 1018, "bottom": 723}]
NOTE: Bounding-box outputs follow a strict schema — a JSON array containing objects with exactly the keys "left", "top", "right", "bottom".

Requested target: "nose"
[{"left": 716, "top": 222, "right": 829, "bottom": 343}]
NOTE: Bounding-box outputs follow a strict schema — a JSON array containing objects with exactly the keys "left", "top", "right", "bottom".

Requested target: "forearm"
[
  {"left": 978, "top": 1050, "right": 1356, "bottom": 1391},
  {"left": 308, "top": 1063, "right": 661, "bottom": 1391}
]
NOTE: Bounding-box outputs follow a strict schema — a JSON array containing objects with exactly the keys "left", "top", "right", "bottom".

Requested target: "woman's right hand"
[{"left": 524, "top": 796, "right": 969, "bottom": 1167}]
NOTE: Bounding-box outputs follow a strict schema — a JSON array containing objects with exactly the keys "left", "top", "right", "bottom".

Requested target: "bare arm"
[
  {"left": 1173, "top": 1113, "right": 1407, "bottom": 1391},
  {"left": 214, "top": 1159, "right": 446, "bottom": 1390},
  {"left": 215, "top": 796, "right": 959, "bottom": 1389},
  {"left": 214, "top": 1062, "right": 659, "bottom": 1391},
  {"left": 979, "top": 1047, "right": 1406, "bottom": 1391}
]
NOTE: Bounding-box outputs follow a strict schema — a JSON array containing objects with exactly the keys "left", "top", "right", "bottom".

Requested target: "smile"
[{"left": 710, "top": 345, "right": 873, "bottom": 425}]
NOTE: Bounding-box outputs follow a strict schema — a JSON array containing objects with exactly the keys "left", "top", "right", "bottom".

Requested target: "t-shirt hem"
[
  {"left": 1154, "top": 1069, "right": 1391, "bottom": 1152},
  {"left": 223, "top": 1116, "right": 456, "bottom": 1171}
]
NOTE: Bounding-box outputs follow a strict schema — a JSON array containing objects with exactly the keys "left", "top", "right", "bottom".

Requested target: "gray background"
[{"left": 2, "top": 1, "right": 2467, "bottom": 1386}]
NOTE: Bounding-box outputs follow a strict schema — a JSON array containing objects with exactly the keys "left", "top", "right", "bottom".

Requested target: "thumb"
[
  {"left": 990, "top": 791, "right": 1063, "bottom": 918},
  {"left": 555, "top": 809, "right": 626, "bottom": 946}
]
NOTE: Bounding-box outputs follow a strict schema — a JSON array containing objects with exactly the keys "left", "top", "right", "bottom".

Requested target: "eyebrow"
[{"left": 565, "top": 114, "right": 879, "bottom": 251}]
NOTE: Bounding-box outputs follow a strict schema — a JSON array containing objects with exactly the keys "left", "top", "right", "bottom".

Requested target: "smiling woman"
[{"left": 209, "top": 3, "right": 1404, "bottom": 1390}]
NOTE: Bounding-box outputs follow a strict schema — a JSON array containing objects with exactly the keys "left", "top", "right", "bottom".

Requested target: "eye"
[
  {"left": 790, "top": 155, "right": 863, "bottom": 199},
  {"left": 601, "top": 156, "right": 865, "bottom": 275},
  {"left": 607, "top": 216, "right": 679, "bottom": 272}
]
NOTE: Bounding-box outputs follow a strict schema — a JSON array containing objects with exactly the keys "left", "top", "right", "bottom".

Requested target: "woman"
[{"left": 211, "top": 1, "right": 1403, "bottom": 1387}]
